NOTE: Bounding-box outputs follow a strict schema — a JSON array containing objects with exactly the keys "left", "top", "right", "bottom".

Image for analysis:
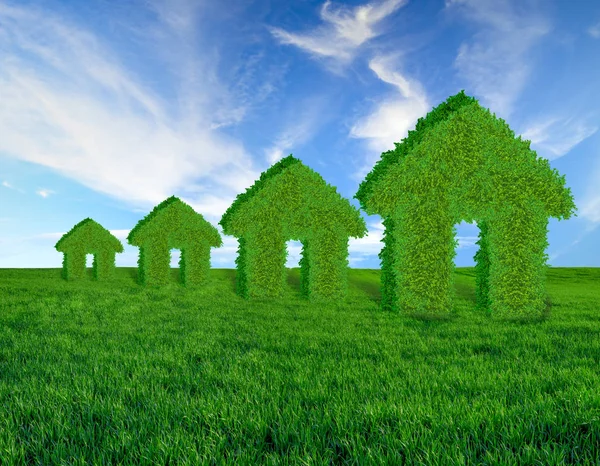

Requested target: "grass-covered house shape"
[
  {"left": 127, "top": 196, "right": 222, "bottom": 287},
  {"left": 55, "top": 218, "right": 124, "bottom": 281},
  {"left": 355, "top": 91, "right": 577, "bottom": 319},
  {"left": 220, "top": 155, "right": 367, "bottom": 300}
]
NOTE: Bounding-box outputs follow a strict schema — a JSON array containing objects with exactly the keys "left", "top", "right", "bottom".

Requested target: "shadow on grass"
[
  {"left": 404, "top": 312, "right": 457, "bottom": 322},
  {"left": 71, "top": 268, "right": 553, "bottom": 324},
  {"left": 490, "top": 296, "right": 553, "bottom": 325}
]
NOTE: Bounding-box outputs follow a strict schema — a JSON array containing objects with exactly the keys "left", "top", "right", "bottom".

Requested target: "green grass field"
[{"left": 0, "top": 267, "right": 598, "bottom": 465}]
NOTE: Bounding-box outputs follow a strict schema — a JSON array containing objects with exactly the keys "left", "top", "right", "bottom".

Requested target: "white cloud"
[
  {"left": 348, "top": 54, "right": 431, "bottom": 182},
  {"left": 519, "top": 115, "right": 599, "bottom": 161},
  {"left": 2, "top": 180, "right": 26, "bottom": 193},
  {"left": 264, "top": 126, "right": 311, "bottom": 165},
  {"left": 574, "top": 158, "right": 600, "bottom": 228},
  {"left": 267, "top": 0, "right": 408, "bottom": 72},
  {"left": 267, "top": 0, "right": 433, "bottom": 193},
  {"left": 263, "top": 95, "right": 333, "bottom": 165},
  {"left": 36, "top": 188, "right": 55, "bottom": 198},
  {"left": 0, "top": 0, "right": 320, "bottom": 269},
  {"left": 588, "top": 20, "right": 600, "bottom": 38},
  {"left": 0, "top": 0, "right": 282, "bottom": 221},
  {"left": 143, "top": 0, "right": 205, "bottom": 36},
  {"left": 548, "top": 222, "right": 599, "bottom": 262},
  {"left": 579, "top": 197, "right": 600, "bottom": 225},
  {"left": 444, "top": 0, "right": 551, "bottom": 119}
]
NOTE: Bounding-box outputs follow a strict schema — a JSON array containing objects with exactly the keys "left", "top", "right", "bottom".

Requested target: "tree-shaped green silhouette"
[
  {"left": 355, "top": 91, "right": 577, "bottom": 318},
  {"left": 55, "top": 218, "right": 123, "bottom": 281},
  {"left": 220, "top": 155, "right": 367, "bottom": 301},
  {"left": 127, "top": 196, "right": 222, "bottom": 287}
]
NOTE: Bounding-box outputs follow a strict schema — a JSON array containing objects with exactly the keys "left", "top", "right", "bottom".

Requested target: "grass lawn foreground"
[{"left": 0, "top": 266, "right": 599, "bottom": 464}]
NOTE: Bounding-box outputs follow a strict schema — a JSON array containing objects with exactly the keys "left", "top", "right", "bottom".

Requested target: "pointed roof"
[
  {"left": 220, "top": 155, "right": 302, "bottom": 232},
  {"left": 127, "top": 196, "right": 222, "bottom": 247},
  {"left": 219, "top": 155, "right": 366, "bottom": 238},
  {"left": 55, "top": 218, "right": 123, "bottom": 252},
  {"left": 354, "top": 90, "right": 479, "bottom": 214},
  {"left": 356, "top": 91, "right": 576, "bottom": 221}
]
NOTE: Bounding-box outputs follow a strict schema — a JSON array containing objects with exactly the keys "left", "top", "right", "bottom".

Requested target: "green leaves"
[
  {"left": 358, "top": 92, "right": 577, "bottom": 318},
  {"left": 55, "top": 218, "right": 123, "bottom": 281},
  {"left": 127, "top": 197, "right": 222, "bottom": 287}
]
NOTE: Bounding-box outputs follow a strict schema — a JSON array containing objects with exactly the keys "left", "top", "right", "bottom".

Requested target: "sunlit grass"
[{"left": 0, "top": 267, "right": 598, "bottom": 464}]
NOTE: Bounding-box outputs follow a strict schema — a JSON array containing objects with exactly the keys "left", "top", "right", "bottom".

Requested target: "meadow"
[{"left": 0, "top": 266, "right": 598, "bottom": 465}]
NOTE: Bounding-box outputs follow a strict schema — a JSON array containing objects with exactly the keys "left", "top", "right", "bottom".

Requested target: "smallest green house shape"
[
  {"left": 127, "top": 196, "right": 223, "bottom": 287},
  {"left": 55, "top": 218, "right": 124, "bottom": 281}
]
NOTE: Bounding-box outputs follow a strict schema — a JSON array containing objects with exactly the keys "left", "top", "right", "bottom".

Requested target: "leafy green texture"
[
  {"left": 54, "top": 92, "right": 577, "bottom": 319},
  {"left": 127, "top": 196, "right": 222, "bottom": 287},
  {"left": 220, "top": 155, "right": 367, "bottom": 301},
  {"left": 357, "top": 91, "right": 577, "bottom": 318},
  {"left": 55, "top": 218, "right": 123, "bottom": 281},
  {"left": 355, "top": 91, "right": 480, "bottom": 313}
]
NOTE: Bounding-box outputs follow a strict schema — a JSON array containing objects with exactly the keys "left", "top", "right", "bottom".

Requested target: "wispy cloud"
[
  {"left": 571, "top": 156, "right": 600, "bottom": 233},
  {"left": 348, "top": 54, "right": 431, "bottom": 181},
  {"left": 444, "top": 0, "right": 551, "bottom": 119},
  {"left": 143, "top": 0, "right": 204, "bottom": 36},
  {"left": 267, "top": 0, "right": 408, "bottom": 74},
  {"left": 548, "top": 222, "right": 599, "bottom": 262},
  {"left": 36, "top": 188, "right": 55, "bottom": 198},
  {"left": 2, "top": 0, "right": 598, "bottom": 270},
  {"left": 579, "top": 194, "right": 600, "bottom": 225},
  {"left": 588, "top": 20, "right": 600, "bottom": 38},
  {"left": 0, "top": 0, "right": 388, "bottom": 268},
  {"left": 263, "top": 95, "right": 334, "bottom": 165},
  {"left": 266, "top": 0, "right": 427, "bottom": 180},
  {"left": 520, "top": 115, "right": 599, "bottom": 161},
  {"left": 0, "top": 1, "right": 282, "bottom": 219},
  {"left": 2, "top": 180, "right": 26, "bottom": 194}
]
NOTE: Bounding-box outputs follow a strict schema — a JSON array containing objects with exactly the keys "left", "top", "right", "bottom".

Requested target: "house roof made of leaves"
[
  {"left": 127, "top": 196, "right": 222, "bottom": 247},
  {"left": 354, "top": 90, "right": 480, "bottom": 214},
  {"left": 55, "top": 218, "right": 123, "bottom": 252},
  {"left": 354, "top": 90, "right": 576, "bottom": 221},
  {"left": 219, "top": 155, "right": 366, "bottom": 239}
]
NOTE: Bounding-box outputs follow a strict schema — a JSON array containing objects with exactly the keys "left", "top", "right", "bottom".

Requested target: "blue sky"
[{"left": 1, "top": 0, "right": 599, "bottom": 270}]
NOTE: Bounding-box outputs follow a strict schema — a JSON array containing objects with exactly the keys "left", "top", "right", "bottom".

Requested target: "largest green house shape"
[{"left": 354, "top": 90, "right": 577, "bottom": 318}]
